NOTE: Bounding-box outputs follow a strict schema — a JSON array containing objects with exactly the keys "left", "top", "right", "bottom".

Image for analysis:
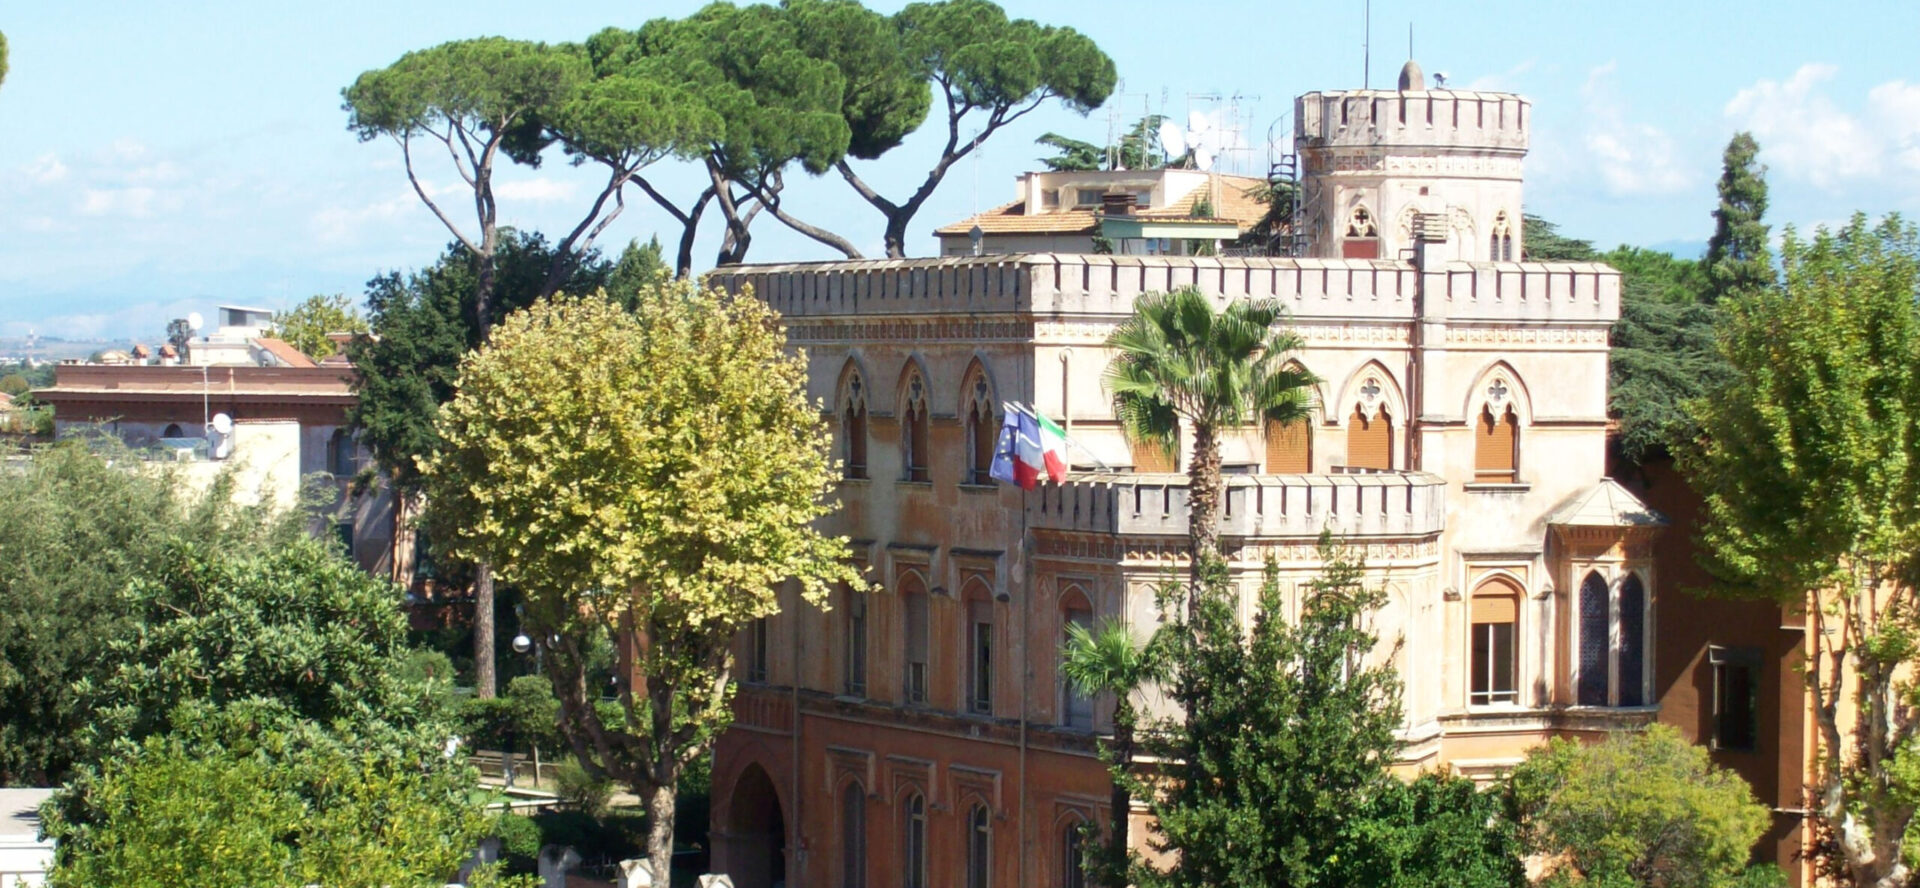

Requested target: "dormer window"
[{"left": 1040, "top": 189, "right": 1060, "bottom": 210}]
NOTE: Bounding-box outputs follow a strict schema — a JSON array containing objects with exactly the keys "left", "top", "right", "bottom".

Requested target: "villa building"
[{"left": 703, "top": 63, "right": 1808, "bottom": 888}]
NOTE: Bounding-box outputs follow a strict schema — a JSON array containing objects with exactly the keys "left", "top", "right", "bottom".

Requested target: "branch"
[
  {"left": 430, "top": 125, "right": 478, "bottom": 189},
  {"left": 541, "top": 165, "right": 633, "bottom": 299},
  {"left": 398, "top": 133, "right": 480, "bottom": 256},
  {"left": 744, "top": 170, "right": 864, "bottom": 259}
]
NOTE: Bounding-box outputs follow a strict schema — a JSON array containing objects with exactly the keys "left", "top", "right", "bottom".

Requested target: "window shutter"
[
  {"left": 1474, "top": 405, "right": 1518, "bottom": 481},
  {"left": 1471, "top": 591, "right": 1516, "bottom": 624},
  {"left": 1345, "top": 407, "right": 1392, "bottom": 471},
  {"left": 1130, "top": 437, "right": 1178, "bottom": 473},
  {"left": 1265, "top": 417, "right": 1312, "bottom": 473}
]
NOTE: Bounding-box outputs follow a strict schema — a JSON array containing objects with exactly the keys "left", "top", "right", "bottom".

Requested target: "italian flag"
[{"left": 1015, "top": 409, "right": 1070, "bottom": 489}]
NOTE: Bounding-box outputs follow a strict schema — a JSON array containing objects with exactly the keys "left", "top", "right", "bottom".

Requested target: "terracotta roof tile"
[
  {"left": 934, "top": 174, "right": 1272, "bottom": 237},
  {"left": 252, "top": 338, "right": 318, "bottom": 369}
]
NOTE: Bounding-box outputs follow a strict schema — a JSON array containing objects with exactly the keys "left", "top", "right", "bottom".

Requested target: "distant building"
[
  {"left": 34, "top": 346, "right": 396, "bottom": 578},
  {"left": 934, "top": 168, "right": 1269, "bottom": 257},
  {"left": 0, "top": 788, "right": 55, "bottom": 887}
]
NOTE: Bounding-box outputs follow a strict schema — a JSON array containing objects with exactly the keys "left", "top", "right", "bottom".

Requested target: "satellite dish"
[
  {"left": 1156, "top": 119, "right": 1188, "bottom": 160},
  {"left": 1195, "top": 146, "right": 1217, "bottom": 172},
  {"left": 1187, "top": 110, "right": 1212, "bottom": 137},
  {"left": 211, "top": 413, "right": 233, "bottom": 435},
  {"left": 186, "top": 312, "right": 204, "bottom": 333}
]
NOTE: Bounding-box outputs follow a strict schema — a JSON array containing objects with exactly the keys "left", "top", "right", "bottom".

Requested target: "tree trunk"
[
  {"left": 883, "top": 211, "right": 910, "bottom": 259},
  {"left": 645, "top": 781, "right": 676, "bottom": 884},
  {"left": 1106, "top": 705, "right": 1135, "bottom": 886},
  {"left": 474, "top": 561, "right": 497, "bottom": 699},
  {"left": 1186, "top": 423, "right": 1223, "bottom": 598}
]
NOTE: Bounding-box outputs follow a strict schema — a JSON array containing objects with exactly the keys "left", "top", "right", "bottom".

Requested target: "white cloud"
[
  {"left": 78, "top": 186, "right": 160, "bottom": 218},
  {"left": 1868, "top": 80, "right": 1920, "bottom": 174},
  {"left": 1577, "top": 61, "right": 1691, "bottom": 196},
  {"left": 25, "top": 154, "right": 68, "bottom": 184},
  {"left": 1724, "top": 64, "right": 1881, "bottom": 189},
  {"left": 494, "top": 177, "right": 577, "bottom": 202}
]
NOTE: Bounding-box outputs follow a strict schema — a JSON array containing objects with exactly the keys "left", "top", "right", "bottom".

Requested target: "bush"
[
  {"left": 555, "top": 756, "right": 613, "bottom": 818},
  {"left": 496, "top": 812, "right": 542, "bottom": 869}
]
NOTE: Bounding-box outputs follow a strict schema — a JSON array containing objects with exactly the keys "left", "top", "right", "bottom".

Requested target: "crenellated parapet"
[
  {"left": 710, "top": 253, "right": 1618, "bottom": 327},
  {"left": 1296, "top": 89, "right": 1530, "bottom": 154}
]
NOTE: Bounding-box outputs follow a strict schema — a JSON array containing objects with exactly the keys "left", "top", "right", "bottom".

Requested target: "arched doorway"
[{"left": 723, "top": 763, "right": 787, "bottom": 888}]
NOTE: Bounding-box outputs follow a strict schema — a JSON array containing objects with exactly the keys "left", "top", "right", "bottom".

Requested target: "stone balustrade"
[{"left": 1031, "top": 470, "right": 1448, "bottom": 540}]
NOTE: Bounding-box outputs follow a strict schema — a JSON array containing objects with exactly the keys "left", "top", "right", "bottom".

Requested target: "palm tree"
[
  {"left": 1060, "top": 616, "right": 1164, "bottom": 886},
  {"left": 1104, "top": 286, "right": 1318, "bottom": 589}
]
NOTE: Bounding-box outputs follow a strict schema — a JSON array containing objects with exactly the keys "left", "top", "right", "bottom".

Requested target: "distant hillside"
[{"left": 0, "top": 337, "right": 130, "bottom": 364}]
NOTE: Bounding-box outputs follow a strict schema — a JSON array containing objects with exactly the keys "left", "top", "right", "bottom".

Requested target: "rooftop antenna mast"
[{"left": 1363, "top": 0, "right": 1371, "bottom": 89}]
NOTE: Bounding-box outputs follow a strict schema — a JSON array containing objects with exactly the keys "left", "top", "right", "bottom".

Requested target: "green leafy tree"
[
  {"left": 346, "top": 232, "right": 663, "bottom": 694},
  {"left": 1104, "top": 286, "right": 1317, "bottom": 591},
  {"left": 1036, "top": 132, "right": 1103, "bottom": 171},
  {"left": 1, "top": 30, "right": 9, "bottom": 88},
  {"left": 45, "top": 708, "right": 507, "bottom": 888},
  {"left": 345, "top": 38, "right": 595, "bottom": 698},
  {"left": 1059, "top": 617, "right": 1165, "bottom": 882},
  {"left": 1683, "top": 214, "right": 1920, "bottom": 887},
  {"left": 0, "top": 443, "right": 296, "bottom": 786},
  {"left": 636, "top": 3, "right": 852, "bottom": 265},
  {"left": 1510, "top": 725, "right": 1775, "bottom": 888},
  {"left": 424, "top": 289, "right": 863, "bottom": 878},
  {"left": 1037, "top": 115, "right": 1169, "bottom": 173},
  {"left": 269, "top": 293, "right": 368, "bottom": 361},
  {"left": 1704, "top": 132, "right": 1775, "bottom": 304},
  {"left": 1130, "top": 543, "right": 1521, "bottom": 887},
  {"left": 834, "top": 0, "right": 1116, "bottom": 257},
  {"left": 82, "top": 532, "right": 440, "bottom": 757},
  {"left": 1523, "top": 213, "right": 1598, "bottom": 261},
  {"left": 0, "top": 373, "right": 28, "bottom": 396},
  {"left": 1602, "top": 245, "right": 1722, "bottom": 462}
]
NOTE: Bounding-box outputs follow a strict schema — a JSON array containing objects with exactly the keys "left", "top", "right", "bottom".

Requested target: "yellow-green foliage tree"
[
  {"left": 426, "top": 286, "right": 862, "bottom": 879},
  {"left": 270, "top": 293, "right": 368, "bottom": 360}
]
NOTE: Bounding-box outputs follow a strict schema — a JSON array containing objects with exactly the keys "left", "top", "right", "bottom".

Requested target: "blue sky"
[{"left": 2, "top": 0, "right": 1917, "bottom": 340}]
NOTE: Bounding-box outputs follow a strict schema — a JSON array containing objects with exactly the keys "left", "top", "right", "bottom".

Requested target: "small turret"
[{"left": 1398, "top": 59, "right": 1426, "bottom": 92}]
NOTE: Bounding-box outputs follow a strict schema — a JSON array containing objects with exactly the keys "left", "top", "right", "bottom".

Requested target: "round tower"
[{"left": 1294, "top": 61, "right": 1529, "bottom": 262}]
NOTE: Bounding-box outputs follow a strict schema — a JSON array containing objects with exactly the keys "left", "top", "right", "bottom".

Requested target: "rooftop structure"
[{"left": 934, "top": 168, "right": 1269, "bottom": 257}]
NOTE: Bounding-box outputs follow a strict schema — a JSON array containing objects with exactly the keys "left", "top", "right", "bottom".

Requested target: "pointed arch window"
[
  {"left": 1265, "top": 415, "right": 1312, "bottom": 473},
  {"left": 1575, "top": 570, "right": 1652, "bottom": 707},
  {"left": 841, "top": 370, "right": 869, "bottom": 480},
  {"left": 1577, "top": 571, "right": 1610, "bottom": 706},
  {"left": 1619, "top": 574, "right": 1647, "bottom": 706},
  {"left": 1345, "top": 405, "right": 1392, "bottom": 471},
  {"left": 1059, "top": 587, "right": 1094, "bottom": 729},
  {"left": 1469, "top": 578, "right": 1520, "bottom": 706},
  {"left": 1491, "top": 211, "right": 1514, "bottom": 261},
  {"left": 1061, "top": 820, "right": 1088, "bottom": 888},
  {"left": 844, "top": 585, "right": 867, "bottom": 697},
  {"left": 902, "top": 370, "right": 930, "bottom": 483},
  {"left": 902, "top": 573, "right": 930, "bottom": 705},
  {"left": 965, "top": 580, "right": 995, "bottom": 715},
  {"left": 841, "top": 781, "right": 867, "bottom": 888},
  {"left": 964, "top": 370, "right": 996, "bottom": 485},
  {"left": 1474, "top": 403, "right": 1519, "bottom": 482},
  {"left": 967, "top": 803, "right": 992, "bottom": 888},
  {"left": 902, "top": 792, "right": 927, "bottom": 888},
  {"left": 327, "top": 428, "right": 358, "bottom": 476}
]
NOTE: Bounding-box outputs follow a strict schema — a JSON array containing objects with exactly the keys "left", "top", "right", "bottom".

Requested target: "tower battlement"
[{"left": 1296, "top": 89, "right": 1530, "bottom": 154}]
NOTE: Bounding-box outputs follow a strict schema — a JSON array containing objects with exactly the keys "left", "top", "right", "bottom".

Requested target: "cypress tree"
[{"left": 1704, "top": 132, "right": 1775, "bottom": 303}]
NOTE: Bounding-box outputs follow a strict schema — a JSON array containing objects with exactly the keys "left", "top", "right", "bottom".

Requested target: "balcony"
[{"left": 1031, "top": 470, "right": 1447, "bottom": 540}]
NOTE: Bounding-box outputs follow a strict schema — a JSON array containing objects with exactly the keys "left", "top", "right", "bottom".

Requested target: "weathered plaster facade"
[{"left": 705, "top": 76, "right": 1702, "bottom": 888}]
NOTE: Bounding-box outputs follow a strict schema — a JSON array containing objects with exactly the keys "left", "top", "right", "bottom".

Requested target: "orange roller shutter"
[
  {"left": 1265, "top": 417, "right": 1312, "bottom": 473},
  {"left": 1346, "top": 407, "right": 1392, "bottom": 471},
  {"left": 1474, "top": 405, "right": 1517, "bottom": 481}
]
